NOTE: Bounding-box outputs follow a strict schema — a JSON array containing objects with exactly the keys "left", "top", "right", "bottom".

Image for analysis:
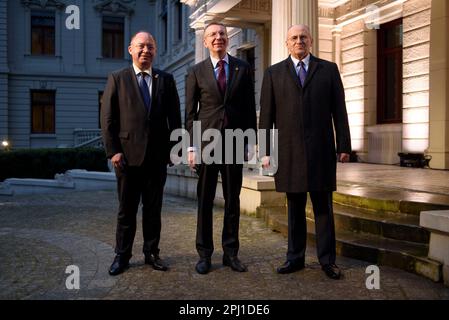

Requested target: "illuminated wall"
[{"left": 402, "top": 0, "right": 431, "bottom": 153}]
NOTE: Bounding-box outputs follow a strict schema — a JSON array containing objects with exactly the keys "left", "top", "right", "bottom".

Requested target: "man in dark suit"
[
  {"left": 101, "top": 31, "right": 181, "bottom": 276},
  {"left": 185, "top": 22, "right": 257, "bottom": 275},
  {"left": 259, "top": 24, "right": 351, "bottom": 280}
]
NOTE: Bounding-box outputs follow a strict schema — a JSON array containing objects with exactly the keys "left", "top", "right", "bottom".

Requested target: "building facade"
[
  {"left": 178, "top": 0, "right": 449, "bottom": 170},
  {"left": 2, "top": 0, "right": 449, "bottom": 170},
  {"left": 0, "top": 0, "right": 192, "bottom": 149}
]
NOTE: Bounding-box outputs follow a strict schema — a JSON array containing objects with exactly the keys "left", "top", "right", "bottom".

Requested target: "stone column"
[
  {"left": 332, "top": 28, "right": 342, "bottom": 70},
  {"left": 428, "top": 0, "right": 449, "bottom": 169},
  {"left": 194, "top": 28, "right": 207, "bottom": 63},
  {"left": 271, "top": 0, "right": 319, "bottom": 64},
  {"left": 292, "top": 0, "right": 319, "bottom": 54},
  {"left": 271, "top": 0, "right": 291, "bottom": 64}
]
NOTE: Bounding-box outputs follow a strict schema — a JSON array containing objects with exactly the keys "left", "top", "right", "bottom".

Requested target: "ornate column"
[
  {"left": 291, "top": 0, "right": 318, "bottom": 54},
  {"left": 428, "top": 0, "right": 449, "bottom": 169},
  {"left": 194, "top": 28, "right": 207, "bottom": 63},
  {"left": 271, "top": 0, "right": 291, "bottom": 64},
  {"left": 271, "top": 0, "right": 319, "bottom": 64},
  {"left": 332, "top": 28, "right": 342, "bottom": 70}
]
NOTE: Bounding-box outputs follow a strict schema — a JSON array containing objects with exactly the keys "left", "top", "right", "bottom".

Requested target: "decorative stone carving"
[
  {"left": 235, "top": 0, "right": 271, "bottom": 12},
  {"left": 21, "top": 0, "right": 66, "bottom": 10},
  {"left": 334, "top": 0, "right": 395, "bottom": 19},
  {"left": 92, "top": 0, "right": 136, "bottom": 16},
  {"left": 319, "top": 6, "right": 335, "bottom": 18}
]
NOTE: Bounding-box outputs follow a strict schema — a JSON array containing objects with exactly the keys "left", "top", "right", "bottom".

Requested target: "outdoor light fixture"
[
  {"left": 398, "top": 152, "right": 432, "bottom": 168},
  {"left": 2, "top": 140, "right": 10, "bottom": 151}
]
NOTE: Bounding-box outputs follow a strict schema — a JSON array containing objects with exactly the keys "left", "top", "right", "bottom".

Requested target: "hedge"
[{"left": 0, "top": 148, "right": 109, "bottom": 181}]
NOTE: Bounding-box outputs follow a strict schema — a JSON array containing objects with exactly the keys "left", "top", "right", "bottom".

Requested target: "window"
[
  {"left": 31, "top": 90, "right": 55, "bottom": 134},
  {"left": 31, "top": 11, "right": 55, "bottom": 55},
  {"left": 377, "top": 18, "right": 403, "bottom": 124},
  {"left": 102, "top": 16, "right": 124, "bottom": 59},
  {"left": 98, "top": 91, "right": 103, "bottom": 128},
  {"left": 238, "top": 47, "right": 256, "bottom": 85},
  {"left": 174, "top": 0, "right": 183, "bottom": 42}
]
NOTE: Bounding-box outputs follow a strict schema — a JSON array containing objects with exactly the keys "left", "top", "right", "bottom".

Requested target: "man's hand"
[
  {"left": 261, "top": 156, "right": 271, "bottom": 169},
  {"left": 188, "top": 151, "right": 196, "bottom": 170},
  {"left": 339, "top": 153, "right": 350, "bottom": 163},
  {"left": 111, "top": 153, "right": 126, "bottom": 169}
]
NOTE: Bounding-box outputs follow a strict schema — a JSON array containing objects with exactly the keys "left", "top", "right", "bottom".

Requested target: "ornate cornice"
[
  {"left": 334, "top": 0, "right": 392, "bottom": 19},
  {"left": 235, "top": 0, "right": 270, "bottom": 12},
  {"left": 319, "top": 6, "right": 335, "bottom": 19},
  {"left": 318, "top": 0, "right": 400, "bottom": 21},
  {"left": 21, "top": 0, "right": 66, "bottom": 10},
  {"left": 93, "top": 0, "right": 136, "bottom": 16}
]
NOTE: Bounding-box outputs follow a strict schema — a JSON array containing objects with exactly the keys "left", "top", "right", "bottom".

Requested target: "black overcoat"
[{"left": 259, "top": 55, "right": 351, "bottom": 192}]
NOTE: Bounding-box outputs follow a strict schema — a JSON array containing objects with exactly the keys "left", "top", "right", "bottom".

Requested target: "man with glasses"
[
  {"left": 101, "top": 31, "right": 181, "bottom": 276},
  {"left": 185, "top": 22, "right": 257, "bottom": 275},
  {"left": 259, "top": 25, "right": 351, "bottom": 280}
]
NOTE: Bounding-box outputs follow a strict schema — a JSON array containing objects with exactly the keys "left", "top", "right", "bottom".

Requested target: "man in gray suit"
[
  {"left": 185, "top": 22, "right": 257, "bottom": 275},
  {"left": 259, "top": 24, "right": 351, "bottom": 280},
  {"left": 101, "top": 31, "right": 181, "bottom": 276}
]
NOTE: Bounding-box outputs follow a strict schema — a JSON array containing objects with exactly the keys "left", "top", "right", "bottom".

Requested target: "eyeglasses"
[
  {"left": 133, "top": 43, "right": 155, "bottom": 50},
  {"left": 206, "top": 31, "right": 227, "bottom": 38},
  {"left": 288, "top": 35, "right": 309, "bottom": 43}
]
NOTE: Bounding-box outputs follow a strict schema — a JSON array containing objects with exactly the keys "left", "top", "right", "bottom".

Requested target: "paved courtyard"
[{"left": 0, "top": 190, "right": 448, "bottom": 300}]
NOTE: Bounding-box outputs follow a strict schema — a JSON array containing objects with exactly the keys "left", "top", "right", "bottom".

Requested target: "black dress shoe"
[
  {"left": 145, "top": 254, "right": 168, "bottom": 271},
  {"left": 276, "top": 260, "right": 305, "bottom": 274},
  {"left": 195, "top": 258, "right": 211, "bottom": 274},
  {"left": 108, "top": 255, "right": 129, "bottom": 276},
  {"left": 322, "top": 264, "right": 342, "bottom": 280},
  {"left": 223, "top": 255, "right": 248, "bottom": 272}
]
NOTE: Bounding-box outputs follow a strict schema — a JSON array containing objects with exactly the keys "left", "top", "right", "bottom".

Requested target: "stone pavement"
[{"left": 0, "top": 190, "right": 448, "bottom": 300}]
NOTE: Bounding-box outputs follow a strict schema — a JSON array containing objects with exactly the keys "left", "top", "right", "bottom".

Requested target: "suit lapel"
[
  {"left": 302, "top": 55, "right": 319, "bottom": 89},
  {"left": 285, "top": 57, "right": 302, "bottom": 89},
  {"left": 284, "top": 55, "right": 320, "bottom": 89},
  {"left": 224, "top": 55, "right": 239, "bottom": 103},
  {"left": 150, "top": 69, "right": 160, "bottom": 116},
  {"left": 202, "top": 59, "right": 222, "bottom": 100},
  {"left": 127, "top": 66, "right": 148, "bottom": 114}
]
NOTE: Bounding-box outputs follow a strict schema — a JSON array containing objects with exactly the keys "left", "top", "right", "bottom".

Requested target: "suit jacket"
[
  {"left": 185, "top": 55, "right": 257, "bottom": 151},
  {"left": 259, "top": 55, "right": 351, "bottom": 192},
  {"left": 101, "top": 66, "right": 181, "bottom": 166}
]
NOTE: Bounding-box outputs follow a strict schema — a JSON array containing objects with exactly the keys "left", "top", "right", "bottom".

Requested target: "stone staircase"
[{"left": 256, "top": 182, "right": 449, "bottom": 282}]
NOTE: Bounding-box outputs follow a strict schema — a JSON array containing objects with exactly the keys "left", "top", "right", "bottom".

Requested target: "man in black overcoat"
[{"left": 259, "top": 24, "right": 351, "bottom": 280}]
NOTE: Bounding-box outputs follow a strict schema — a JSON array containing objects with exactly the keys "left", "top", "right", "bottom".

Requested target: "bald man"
[
  {"left": 259, "top": 25, "right": 351, "bottom": 280},
  {"left": 101, "top": 31, "right": 181, "bottom": 276}
]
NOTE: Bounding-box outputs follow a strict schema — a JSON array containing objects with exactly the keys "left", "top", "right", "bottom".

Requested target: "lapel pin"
[{"left": 154, "top": 74, "right": 159, "bottom": 79}]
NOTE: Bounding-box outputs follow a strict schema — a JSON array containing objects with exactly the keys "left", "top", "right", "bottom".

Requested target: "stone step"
[
  {"left": 335, "top": 183, "right": 449, "bottom": 216},
  {"left": 263, "top": 210, "right": 442, "bottom": 282},
  {"left": 306, "top": 203, "right": 430, "bottom": 244}
]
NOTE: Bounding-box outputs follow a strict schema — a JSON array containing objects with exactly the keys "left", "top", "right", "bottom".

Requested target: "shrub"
[{"left": 0, "top": 148, "right": 109, "bottom": 181}]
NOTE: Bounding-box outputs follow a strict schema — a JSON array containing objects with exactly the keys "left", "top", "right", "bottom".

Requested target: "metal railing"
[{"left": 73, "top": 128, "right": 102, "bottom": 146}]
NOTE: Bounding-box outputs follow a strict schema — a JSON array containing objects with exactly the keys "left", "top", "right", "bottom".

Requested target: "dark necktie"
[
  {"left": 298, "top": 61, "right": 307, "bottom": 86},
  {"left": 217, "top": 60, "right": 227, "bottom": 96},
  {"left": 217, "top": 60, "right": 228, "bottom": 128},
  {"left": 138, "top": 72, "right": 151, "bottom": 111}
]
